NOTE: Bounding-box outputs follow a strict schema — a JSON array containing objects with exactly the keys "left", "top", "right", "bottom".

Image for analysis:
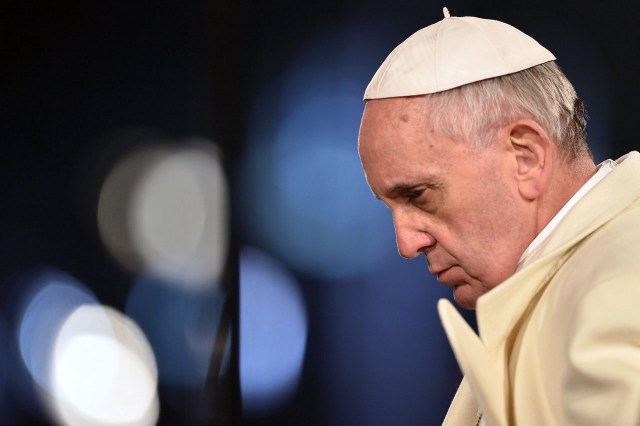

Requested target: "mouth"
[
  {"left": 436, "top": 267, "right": 453, "bottom": 283},
  {"left": 429, "top": 265, "right": 454, "bottom": 283}
]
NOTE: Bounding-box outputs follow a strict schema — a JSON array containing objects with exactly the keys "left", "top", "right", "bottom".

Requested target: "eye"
[
  {"left": 407, "top": 189, "right": 425, "bottom": 202},
  {"left": 407, "top": 187, "right": 439, "bottom": 213}
]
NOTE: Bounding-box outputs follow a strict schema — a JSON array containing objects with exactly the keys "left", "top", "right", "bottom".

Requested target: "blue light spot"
[
  {"left": 17, "top": 269, "right": 98, "bottom": 392},
  {"left": 239, "top": 42, "right": 398, "bottom": 278},
  {"left": 240, "top": 247, "right": 308, "bottom": 417}
]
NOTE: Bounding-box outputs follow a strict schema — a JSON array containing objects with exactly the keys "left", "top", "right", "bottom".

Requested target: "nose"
[{"left": 392, "top": 209, "right": 436, "bottom": 259}]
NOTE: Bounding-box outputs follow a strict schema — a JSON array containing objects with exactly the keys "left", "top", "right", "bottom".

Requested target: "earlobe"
[{"left": 508, "top": 121, "right": 550, "bottom": 201}]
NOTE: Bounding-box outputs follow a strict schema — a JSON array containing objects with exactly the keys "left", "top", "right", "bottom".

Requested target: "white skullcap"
[{"left": 364, "top": 9, "right": 556, "bottom": 100}]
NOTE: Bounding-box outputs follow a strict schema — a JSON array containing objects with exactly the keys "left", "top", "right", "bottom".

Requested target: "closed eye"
[
  {"left": 394, "top": 185, "right": 432, "bottom": 204},
  {"left": 396, "top": 184, "right": 440, "bottom": 212},
  {"left": 405, "top": 188, "right": 425, "bottom": 201}
]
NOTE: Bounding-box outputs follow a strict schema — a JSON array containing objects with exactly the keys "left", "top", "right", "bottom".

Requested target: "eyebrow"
[{"left": 374, "top": 181, "right": 440, "bottom": 200}]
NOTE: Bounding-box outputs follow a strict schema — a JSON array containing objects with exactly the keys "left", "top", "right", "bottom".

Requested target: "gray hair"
[{"left": 421, "top": 61, "right": 590, "bottom": 161}]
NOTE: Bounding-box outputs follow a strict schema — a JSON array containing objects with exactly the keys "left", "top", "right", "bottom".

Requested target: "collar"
[{"left": 516, "top": 159, "right": 617, "bottom": 270}]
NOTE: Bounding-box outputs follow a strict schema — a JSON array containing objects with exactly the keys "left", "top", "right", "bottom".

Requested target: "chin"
[{"left": 452, "top": 286, "right": 479, "bottom": 310}]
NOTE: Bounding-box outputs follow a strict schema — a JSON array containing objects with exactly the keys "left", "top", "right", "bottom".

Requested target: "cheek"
[
  {"left": 447, "top": 194, "right": 517, "bottom": 271},
  {"left": 475, "top": 198, "right": 527, "bottom": 281}
]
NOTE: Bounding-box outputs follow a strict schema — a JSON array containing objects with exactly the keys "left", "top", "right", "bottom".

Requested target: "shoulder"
[
  {"left": 541, "top": 208, "right": 640, "bottom": 424},
  {"left": 573, "top": 197, "right": 640, "bottom": 278}
]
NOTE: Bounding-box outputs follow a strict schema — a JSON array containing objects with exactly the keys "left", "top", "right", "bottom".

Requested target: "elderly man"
[{"left": 358, "top": 9, "right": 640, "bottom": 426}]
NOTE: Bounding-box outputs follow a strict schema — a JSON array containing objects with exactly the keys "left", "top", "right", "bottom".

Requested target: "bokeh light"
[
  {"left": 50, "top": 305, "right": 159, "bottom": 426},
  {"left": 13, "top": 268, "right": 159, "bottom": 426},
  {"left": 238, "top": 28, "right": 398, "bottom": 279},
  {"left": 17, "top": 269, "right": 99, "bottom": 394},
  {"left": 239, "top": 246, "right": 308, "bottom": 417},
  {"left": 97, "top": 137, "right": 229, "bottom": 290}
]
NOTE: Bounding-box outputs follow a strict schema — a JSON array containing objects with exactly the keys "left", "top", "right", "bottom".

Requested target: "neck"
[{"left": 536, "top": 154, "right": 597, "bottom": 234}]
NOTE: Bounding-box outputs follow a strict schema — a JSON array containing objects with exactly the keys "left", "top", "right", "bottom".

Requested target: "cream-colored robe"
[{"left": 440, "top": 151, "right": 640, "bottom": 425}]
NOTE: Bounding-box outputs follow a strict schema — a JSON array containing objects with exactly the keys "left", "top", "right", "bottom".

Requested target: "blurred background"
[{"left": 0, "top": 0, "right": 635, "bottom": 425}]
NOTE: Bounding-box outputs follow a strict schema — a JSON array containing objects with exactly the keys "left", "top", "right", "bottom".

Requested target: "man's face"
[{"left": 358, "top": 97, "right": 533, "bottom": 309}]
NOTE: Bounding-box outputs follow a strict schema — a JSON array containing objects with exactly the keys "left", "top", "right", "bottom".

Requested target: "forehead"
[
  {"left": 359, "top": 97, "right": 425, "bottom": 140},
  {"left": 358, "top": 97, "right": 451, "bottom": 173}
]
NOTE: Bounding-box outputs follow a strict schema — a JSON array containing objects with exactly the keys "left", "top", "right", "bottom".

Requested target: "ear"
[{"left": 506, "top": 120, "right": 552, "bottom": 201}]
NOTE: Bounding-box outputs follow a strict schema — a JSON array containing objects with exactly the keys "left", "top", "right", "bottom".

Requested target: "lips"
[
  {"left": 436, "top": 267, "right": 454, "bottom": 282},
  {"left": 428, "top": 264, "right": 454, "bottom": 282}
]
